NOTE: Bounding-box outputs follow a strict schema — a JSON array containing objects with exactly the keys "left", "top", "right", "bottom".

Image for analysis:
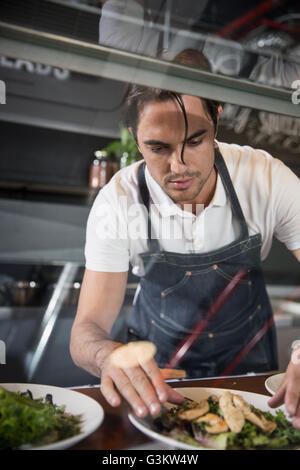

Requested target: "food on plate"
[
  {"left": 109, "top": 341, "right": 157, "bottom": 368},
  {"left": 0, "top": 386, "right": 82, "bottom": 449},
  {"left": 219, "top": 391, "right": 245, "bottom": 433},
  {"left": 177, "top": 398, "right": 209, "bottom": 420},
  {"left": 159, "top": 368, "right": 186, "bottom": 379},
  {"left": 153, "top": 391, "right": 300, "bottom": 450},
  {"left": 232, "top": 394, "right": 277, "bottom": 434},
  {"left": 195, "top": 413, "right": 228, "bottom": 434}
]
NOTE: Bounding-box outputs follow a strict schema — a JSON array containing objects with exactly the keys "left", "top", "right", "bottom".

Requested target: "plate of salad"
[
  {"left": 129, "top": 387, "right": 300, "bottom": 450},
  {"left": 0, "top": 383, "right": 104, "bottom": 450}
]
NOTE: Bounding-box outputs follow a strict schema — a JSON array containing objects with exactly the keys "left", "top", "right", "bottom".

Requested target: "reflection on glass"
[
  {"left": 1, "top": 0, "right": 299, "bottom": 91},
  {"left": 99, "top": 0, "right": 210, "bottom": 58},
  {"left": 98, "top": 0, "right": 300, "bottom": 89},
  {"left": 100, "top": 0, "right": 300, "bottom": 168}
]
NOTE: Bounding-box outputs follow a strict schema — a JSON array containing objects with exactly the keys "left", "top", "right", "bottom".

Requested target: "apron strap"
[
  {"left": 137, "top": 161, "right": 160, "bottom": 251},
  {"left": 214, "top": 146, "right": 249, "bottom": 240}
]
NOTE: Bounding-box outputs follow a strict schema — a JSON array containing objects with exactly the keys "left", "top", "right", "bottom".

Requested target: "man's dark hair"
[{"left": 122, "top": 48, "right": 221, "bottom": 147}]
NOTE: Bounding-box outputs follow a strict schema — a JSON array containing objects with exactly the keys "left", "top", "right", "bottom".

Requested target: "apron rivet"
[
  {"left": 249, "top": 315, "right": 253, "bottom": 320},
  {"left": 212, "top": 264, "right": 218, "bottom": 270},
  {"left": 248, "top": 280, "right": 252, "bottom": 286},
  {"left": 186, "top": 271, "right": 192, "bottom": 276},
  {"left": 258, "top": 304, "right": 261, "bottom": 309},
  {"left": 161, "top": 292, "right": 165, "bottom": 297},
  {"left": 208, "top": 333, "right": 214, "bottom": 338}
]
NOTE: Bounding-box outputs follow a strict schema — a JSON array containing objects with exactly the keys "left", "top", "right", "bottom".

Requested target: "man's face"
[{"left": 135, "top": 95, "right": 217, "bottom": 207}]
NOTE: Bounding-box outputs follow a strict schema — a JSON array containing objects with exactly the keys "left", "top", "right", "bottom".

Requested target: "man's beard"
[{"left": 163, "top": 166, "right": 215, "bottom": 203}]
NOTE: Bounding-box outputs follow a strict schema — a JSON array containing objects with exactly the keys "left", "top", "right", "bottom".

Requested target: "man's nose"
[{"left": 169, "top": 147, "right": 187, "bottom": 174}]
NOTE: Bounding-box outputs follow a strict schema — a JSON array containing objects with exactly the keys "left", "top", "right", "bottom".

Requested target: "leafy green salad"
[
  {"left": 0, "top": 386, "right": 82, "bottom": 449},
  {"left": 153, "top": 391, "right": 300, "bottom": 450}
]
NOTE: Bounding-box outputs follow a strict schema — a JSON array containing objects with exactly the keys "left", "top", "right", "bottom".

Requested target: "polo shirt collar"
[
  {"left": 144, "top": 164, "right": 227, "bottom": 218},
  {"left": 208, "top": 170, "right": 227, "bottom": 208}
]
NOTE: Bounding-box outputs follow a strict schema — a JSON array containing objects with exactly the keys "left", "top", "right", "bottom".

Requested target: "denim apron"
[{"left": 126, "top": 147, "right": 278, "bottom": 378}]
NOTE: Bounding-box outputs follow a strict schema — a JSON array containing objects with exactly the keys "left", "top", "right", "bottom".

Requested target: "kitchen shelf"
[
  {"left": 0, "top": 180, "right": 98, "bottom": 195},
  {"left": 0, "top": 22, "right": 299, "bottom": 118},
  {"left": 0, "top": 180, "right": 99, "bottom": 206}
]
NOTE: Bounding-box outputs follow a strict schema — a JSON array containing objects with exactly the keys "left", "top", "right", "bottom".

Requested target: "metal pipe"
[
  {"left": 163, "top": 0, "right": 172, "bottom": 51},
  {"left": 215, "top": 0, "right": 288, "bottom": 38},
  {"left": 25, "top": 262, "right": 79, "bottom": 382}
]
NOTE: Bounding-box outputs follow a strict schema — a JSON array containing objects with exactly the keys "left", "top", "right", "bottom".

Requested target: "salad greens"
[
  {"left": 153, "top": 395, "right": 300, "bottom": 450},
  {"left": 0, "top": 386, "right": 82, "bottom": 449}
]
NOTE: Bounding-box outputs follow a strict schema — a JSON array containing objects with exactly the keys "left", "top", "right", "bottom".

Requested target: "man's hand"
[
  {"left": 99, "top": 347, "right": 184, "bottom": 418},
  {"left": 268, "top": 347, "right": 300, "bottom": 429}
]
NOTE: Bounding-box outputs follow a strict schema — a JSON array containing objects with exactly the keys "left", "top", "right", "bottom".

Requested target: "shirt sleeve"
[
  {"left": 271, "top": 159, "right": 300, "bottom": 252},
  {"left": 84, "top": 187, "right": 130, "bottom": 272}
]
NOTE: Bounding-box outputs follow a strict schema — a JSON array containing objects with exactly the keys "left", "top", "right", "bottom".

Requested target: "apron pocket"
[
  {"left": 214, "top": 266, "right": 250, "bottom": 285},
  {"left": 148, "top": 303, "right": 271, "bottom": 375},
  {"left": 160, "top": 265, "right": 252, "bottom": 333}
]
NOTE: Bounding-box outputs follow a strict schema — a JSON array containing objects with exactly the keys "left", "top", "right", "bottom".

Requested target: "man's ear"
[{"left": 214, "top": 106, "right": 223, "bottom": 137}]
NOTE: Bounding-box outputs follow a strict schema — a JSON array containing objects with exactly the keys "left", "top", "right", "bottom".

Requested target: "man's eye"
[
  {"left": 188, "top": 139, "right": 203, "bottom": 146},
  {"left": 151, "top": 147, "right": 163, "bottom": 153}
]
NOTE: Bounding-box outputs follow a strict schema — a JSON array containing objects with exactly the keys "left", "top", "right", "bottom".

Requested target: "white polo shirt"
[{"left": 85, "top": 142, "right": 300, "bottom": 277}]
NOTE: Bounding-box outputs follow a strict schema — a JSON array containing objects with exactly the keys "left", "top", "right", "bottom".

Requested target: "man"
[{"left": 70, "top": 49, "right": 300, "bottom": 428}]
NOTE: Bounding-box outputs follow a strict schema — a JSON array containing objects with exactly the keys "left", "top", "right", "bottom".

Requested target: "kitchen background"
[{"left": 0, "top": 0, "right": 299, "bottom": 387}]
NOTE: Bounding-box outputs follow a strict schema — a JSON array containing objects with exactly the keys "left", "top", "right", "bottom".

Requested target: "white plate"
[
  {"left": 128, "top": 387, "right": 287, "bottom": 450},
  {"left": 1, "top": 383, "right": 104, "bottom": 450},
  {"left": 265, "top": 373, "right": 285, "bottom": 396}
]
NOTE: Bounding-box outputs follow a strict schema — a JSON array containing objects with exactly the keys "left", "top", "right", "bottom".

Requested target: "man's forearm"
[{"left": 70, "top": 320, "right": 123, "bottom": 378}]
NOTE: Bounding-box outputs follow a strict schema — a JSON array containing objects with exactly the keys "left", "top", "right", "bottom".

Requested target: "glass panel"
[
  {"left": 0, "top": 22, "right": 297, "bottom": 117},
  {"left": 1, "top": 0, "right": 299, "bottom": 94},
  {"left": 0, "top": 0, "right": 299, "bottom": 388},
  {"left": 219, "top": 103, "right": 300, "bottom": 178}
]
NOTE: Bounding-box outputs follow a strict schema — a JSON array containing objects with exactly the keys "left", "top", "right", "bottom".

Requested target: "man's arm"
[
  {"left": 268, "top": 348, "right": 300, "bottom": 430},
  {"left": 292, "top": 248, "right": 300, "bottom": 262},
  {"left": 70, "top": 268, "right": 183, "bottom": 417},
  {"left": 268, "top": 251, "right": 300, "bottom": 428},
  {"left": 70, "top": 269, "right": 128, "bottom": 377}
]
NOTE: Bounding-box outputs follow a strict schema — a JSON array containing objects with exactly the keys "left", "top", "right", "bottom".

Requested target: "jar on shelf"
[
  {"left": 109, "top": 153, "right": 120, "bottom": 175},
  {"left": 89, "top": 150, "right": 114, "bottom": 189}
]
